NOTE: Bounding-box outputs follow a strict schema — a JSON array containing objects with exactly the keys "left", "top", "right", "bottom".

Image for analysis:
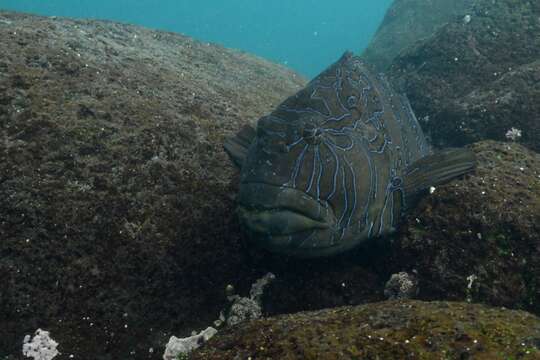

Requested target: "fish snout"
[{"left": 236, "top": 183, "right": 338, "bottom": 252}]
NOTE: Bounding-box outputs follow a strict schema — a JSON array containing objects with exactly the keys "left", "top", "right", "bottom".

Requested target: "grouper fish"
[{"left": 224, "top": 52, "right": 476, "bottom": 258}]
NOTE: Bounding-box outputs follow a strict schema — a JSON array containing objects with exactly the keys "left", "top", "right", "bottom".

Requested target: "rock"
[
  {"left": 384, "top": 271, "right": 418, "bottom": 300},
  {"left": 22, "top": 329, "right": 59, "bottom": 360},
  {"left": 162, "top": 327, "right": 217, "bottom": 360},
  {"left": 0, "top": 11, "right": 305, "bottom": 358},
  {"left": 190, "top": 300, "right": 540, "bottom": 359},
  {"left": 225, "top": 273, "right": 275, "bottom": 327},
  {"left": 391, "top": 141, "right": 540, "bottom": 314},
  {"left": 362, "top": 0, "right": 472, "bottom": 71},
  {"left": 387, "top": 0, "right": 540, "bottom": 152}
]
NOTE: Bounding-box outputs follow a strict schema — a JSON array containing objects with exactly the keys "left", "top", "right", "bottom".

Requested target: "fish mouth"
[{"left": 237, "top": 182, "right": 336, "bottom": 241}]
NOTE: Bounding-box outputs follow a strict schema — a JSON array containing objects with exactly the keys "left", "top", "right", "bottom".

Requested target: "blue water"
[{"left": 0, "top": 0, "right": 392, "bottom": 78}]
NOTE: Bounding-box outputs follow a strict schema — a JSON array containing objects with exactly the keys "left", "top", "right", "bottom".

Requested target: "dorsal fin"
[{"left": 223, "top": 124, "right": 256, "bottom": 168}]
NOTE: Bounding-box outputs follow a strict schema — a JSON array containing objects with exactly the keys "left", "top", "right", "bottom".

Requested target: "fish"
[{"left": 224, "top": 51, "right": 475, "bottom": 258}]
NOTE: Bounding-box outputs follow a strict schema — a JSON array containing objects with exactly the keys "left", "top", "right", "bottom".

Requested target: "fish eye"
[
  {"left": 347, "top": 95, "right": 358, "bottom": 108},
  {"left": 391, "top": 177, "right": 402, "bottom": 187},
  {"left": 302, "top": 125, "right": 323, "bottom": 145}
]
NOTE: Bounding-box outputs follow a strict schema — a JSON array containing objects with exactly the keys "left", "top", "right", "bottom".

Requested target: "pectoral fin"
[
  {"left": 403, "top": 148, "right": 476, "bottom": 209},
  {"left": 223, "top": 124, "right": 256, "bottom": 168}
]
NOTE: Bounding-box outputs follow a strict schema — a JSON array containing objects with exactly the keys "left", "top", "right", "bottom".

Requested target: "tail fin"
[{"left": 403, "top": 148, "right": 476, "bottom": 208}]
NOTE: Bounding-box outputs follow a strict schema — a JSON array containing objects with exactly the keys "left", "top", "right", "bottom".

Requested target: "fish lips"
[{"left": 236, "top": 182, "right": 336, "bottom": 238}]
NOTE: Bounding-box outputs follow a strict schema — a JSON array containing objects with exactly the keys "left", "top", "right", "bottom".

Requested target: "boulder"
[
  {"left": 191, "top": 300, "right": 540, "bottom": 359},
  {"left": 388, "top": 0, "right": 540, "bottom": 152},
  {"left": 0, "top": 11, "right": 305, "bottom": 358},
  {"left": 390, "top": 141, "right": 540, "bottom": 314},
  {"left": 362, "top": 0, "right": 472, "bottom": 71}
]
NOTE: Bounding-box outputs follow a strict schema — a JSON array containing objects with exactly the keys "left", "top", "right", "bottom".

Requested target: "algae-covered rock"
[
  {"left": 388, "top": 0, "right": 540, "bottom": 152},
  {"left": 0, "top": 11, "right": 305, "bottom": 358},
  {"left": 191, "top": 300, "right": 540, "bottom": 359},
  {"left": 391, "top": 141, "right": 540, "bottom": 314},
  {"left": 362, "top": 0, "right": 472, "bottom": 71}
]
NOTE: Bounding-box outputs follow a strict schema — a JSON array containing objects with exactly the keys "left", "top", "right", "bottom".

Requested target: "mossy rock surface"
[
  {"left": 388, "top": 0, "right": 540, "bottom": 151},
  {"left": 191, "top": 300, "right": 540, "bottom": 360},
  {"left": 390, "top": 141, "right": 540, "bottom": 314},
  {"left": 0, "top": 11, "right": 305, "bottom": 358}
]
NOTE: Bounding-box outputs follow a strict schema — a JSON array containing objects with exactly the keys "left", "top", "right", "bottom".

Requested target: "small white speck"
[
  {"left": 454, "top": 57, "right": 459, "bottom": 62},
  {"left": 429, "top": 186, "right": 436, "bottom": 194}
]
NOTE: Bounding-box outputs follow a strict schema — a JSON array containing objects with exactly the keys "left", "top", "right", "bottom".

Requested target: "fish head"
[{"left": 236, "top": 53, "right": 376, "bottom": 257}]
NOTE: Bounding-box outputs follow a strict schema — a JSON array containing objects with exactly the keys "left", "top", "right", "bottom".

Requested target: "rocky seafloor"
[{"left": 1, "top": 1, "right": 540, "bottom": 358}]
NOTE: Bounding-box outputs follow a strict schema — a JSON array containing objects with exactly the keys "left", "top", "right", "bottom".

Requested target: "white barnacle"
[{"left": 505, "top": 127, "right": 522, "bottom": 141}]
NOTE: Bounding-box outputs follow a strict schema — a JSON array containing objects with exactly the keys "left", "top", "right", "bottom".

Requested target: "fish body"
[{"left": 225, "top": 52, "right": 475, "bottom": 257}]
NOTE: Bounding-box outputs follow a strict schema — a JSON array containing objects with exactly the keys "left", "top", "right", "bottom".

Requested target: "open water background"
[{"left": 0, "top": 0, "right": 392, "bottom": 77}]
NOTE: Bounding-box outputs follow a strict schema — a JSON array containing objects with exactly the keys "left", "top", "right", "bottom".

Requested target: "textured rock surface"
[
  {"left": 191, "top": 300, "right": 540, "bottom": 359},
  {"left": 362, "top": 0, "right": 472, "bottom": 71},
  {"left": 390, "top": 141, "right": 540, "bottom": 314},
  {"left": 0, "top": 11, "right": 305, "bottom": 358},
  {"left": 388, "top": 0, "right": 540, "bottom": 152}
]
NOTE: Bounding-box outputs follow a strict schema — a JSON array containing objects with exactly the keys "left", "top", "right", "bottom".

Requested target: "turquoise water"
[{"left": 0, "top": 0, "right": 392, "bottom": 77}]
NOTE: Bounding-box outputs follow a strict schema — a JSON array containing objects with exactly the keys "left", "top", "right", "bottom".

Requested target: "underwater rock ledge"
[
  {"left": 0, "top": 10, "right": 305, "bottom": 358},
  {"left": 190, "top": 300, "right": 540, "bottom": 359}
]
